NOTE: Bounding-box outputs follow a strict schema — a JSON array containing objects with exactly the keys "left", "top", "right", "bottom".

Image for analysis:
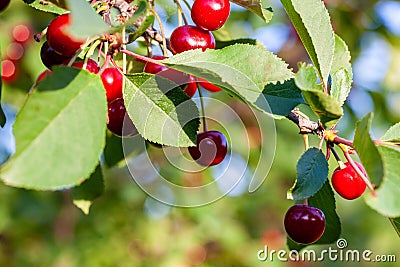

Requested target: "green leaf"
[
  {"left": 66, "top": 0, "right": 110, "bottom": 38},
  {"left": 288, "top": 181, "right": 341, "bottom": 250},
  {"left": 71, "top": 163, "right": 104, "bottom": 215},
  {"left": 0, "top": 67, "right": 107, "bottom": 190},
  {"left": 281, "top": 0, "right": 334, "bottom": 87},
  {"left": 389, "top": 217, "right": 400, "bottom": 237},
  {"left": 301, "top": 89, "right": 343, "bottom": 128},
  {"left": 288, "top": 147, "right": 329, "bottom": 200},
  {"left": 163, "top": 44, "right": 293, "bottom": 115},
  {"left": 262, "top": 79, "right": 305, "bottom": 117},
  {"left": 124, "top": 73, "right": 200, "bottom": 147},
  {"left": 26, "top": 0, "right": 67, "bottom": 14},
  {"left": 330, "top": 34, "right": 353, "bottom": 106},
  {"left": 231, "top": 0, "right": 273, "bottom": 23},
  {"left": 127, "top": 13, "right": 155, "bottom": 43},
  {"left": 295, "top": 63, "right": 323, "bottom": 91},
  {"left": 353, "top": 113, "right": 383, "bottom": 186},
  {"left": 365, "top": 146, "right": 400, "bottom": 217},
  {"left": 0, "top": 46, "right": 5, "bottom": 128},
  {"left": 381, "top": 122, "right": 400, "bottom": 143},
  {"left": 215, "top": 38, "right": 258, "bottom": 49}
]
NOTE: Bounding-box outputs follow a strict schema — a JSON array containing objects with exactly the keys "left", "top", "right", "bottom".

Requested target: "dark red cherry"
[
  {"left": 46, "top": 13, "right": 86, "bottom": 56},
  {"left": 188, "top": 130, "right": 228, "bottom": 166},
  {"left": 183, "top": 76, "right": 197, "bottom": 98},
  {"left": 69, "top": 58, "right": 99, "bottom": 74},
  {"left": 144, "top": 55, "right": 190, "bottom": 86},
  {"left": 198, "top": 78, "right": 222, "bottom": 92},
  {"left": 107, "top": 98, "right": 138, "bottom": 137},
  {"left": 0, "top": 0, "right": 10, "bottom": 12},
  {"left": 332, "top": 161, "right": 367, "bottom": 200},
  {"left": 1, "top": 59, "right": 18, "bottom": 83},
  {"left": 191, "top": 0, "right": 230, "bottom": 31},
  {"left": 101, "top": 68, "right": 123, "bottom": 102},
  {"left": 41, "top": 41, "right": 71, "bottom": 69},
  {"left": 169, "top": 25, "right": 215, "bottom": 54},
  {"left": 284, "top": 204, "right": 326, "bottom": 244},
  {"left": 36, "top": 69, "right": 52, "bottom": 84}
]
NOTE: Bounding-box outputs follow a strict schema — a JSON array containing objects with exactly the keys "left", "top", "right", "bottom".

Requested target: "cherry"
[
  {"left": 191, "top": 0, "right": 230, "bottom": 31},
  {"left": 183, "top": 76, "right": 198, "bottom": 98},
  {"left": 188, "top": 130, "right": 228, "bottom": 166},
  {"left": 41, "top": 41, "right": 71, "bottom": 69},
  {"left": 101, "top": 68, "right": 123, "bottom": 102},
  {"left": 36, "top": 69, "right": 52, "bottom": 84},
  {"left": 12, "top": 24, "right": 32, "bottom": 45},
  {"left": 169, "top": 25, "right": 215, "bottom": 54},
  {"left": 198, "top": 78, "right": 222, "bottom": 92},
  {"left": 69, "top": 58, "right": 100, "bottom": 74},
  {"left": 46, "top": 13, "right": 85, "bottom": 56},
  {"left": 284, "top": 204, "right": 326, "bottom": 244},
  {"left": 332, "top": 161, "right": 367, "bottom": 200},
  {"left": 0, "top": 0, "right": 10, "bottom": 12},
  {"left": 107, "top": 98, "right": 137, "bottom": 137},
  {"left": 1, "top": 59, "right": 18, "bottom": 83},
  {"left": 144, "top": 55, "right": 190, "bottom": 86}
]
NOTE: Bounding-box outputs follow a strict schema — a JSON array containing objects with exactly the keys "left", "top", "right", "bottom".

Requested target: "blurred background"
[{"left": 0, "top": 0, "right": 399, "bottom": 266}]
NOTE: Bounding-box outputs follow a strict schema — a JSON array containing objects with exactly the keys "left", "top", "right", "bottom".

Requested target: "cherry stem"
[
  {"left": 98, "top": 54, "right": 111, "bottom": 75},
  {"left": 302, "top": 134, "right": 309, "bottom": 150},
  {"left": 122, "top": 26, "right": 127, "bottom": 74},
  {"left": 195, "top": 78, "right": 208, "bottom": 132},
  {"left": 150, "top": 8, "right": 168, "bottom": 57},
  {"left": 174, "top": 0, "right": 188, "bottom": 25},
  {"left": 330, "top": 145, "right": 346, "bottom": 169},
  {"left": 120, "top": 49, "right": 167, "bottom": 66},
  {"left": 342, "top": 150, "right": 376, "bottom": 197}
]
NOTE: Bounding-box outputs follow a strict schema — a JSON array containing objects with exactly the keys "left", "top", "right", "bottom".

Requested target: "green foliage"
[
  {"left": 381, "top": 122, "right": 400, "bottom": 143},
  {"left": 365, "top": 146, "right": 400, "bottom": 217},
  {"left": 295, "top": 63, "right": 323, "bottom": 91},
  {"left": 0, "top": 67, "right": 107, "bottom": 189},
  {"left": 288, "top": 148, "right": 329, "bottom": 200},
  {"left": 389, "top": 217, "right": 400, "bottom": 237},
  {"left": 71, "top": 164, "right": 105, "bottom": 214},
  {"left": 26, "top": 0, "right": 67, "bottom": 14},
  {"left": 124, "top": 73, "right": 200, "bottom": 147},
  {"left": 353, "top": 113, "right": 384, "bottom": 186},
  {"left": 262, "top": 79, "right": 305, "bottom": 117},
  {"left": 231, "top": 0, "right": 273, "bottom": 23},
  {"left": 281, "top": 0, "right": 334, "bottom": 87}
]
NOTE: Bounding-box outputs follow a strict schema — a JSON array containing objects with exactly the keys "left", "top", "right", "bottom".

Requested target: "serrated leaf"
[
  {"left": 26, "top": 0, "right": 67, "bottom": 14},
  {"left": 71, "top": 163, "right": 104, "bottom": 215},
  {"left": 163, "top": 44, "right": 293, "bottom": 116},
  {"left": 215, "top": 38, "right": 258, "bottom": 49},
  {"left": 127, "top": 13, "right": 155, "bottom": 43},
  {"left": 281, "top": 0, "right": 334, "bottom": 88},
  {"left": 66, "top": 0, "right": 110, "bottom": 38},
  {"left": 288, "top": 181, "right": 341, "bottom": 250},
  {"left": 103, "top": 132, "right": 145, "bottom": 167},
  {"left": 381, "top": 122, "right": 400, "bottom": 143},
  {"left": 389, "top": 217, "right": 400, "bottom": 237},
  {"left": 353, "top": 113, "right": 383, "bottom": 186},
  {"left": 231, "top": 0, "right": 273, "bottom": 23},
  {"left": 295, "top": 63, "right": 323, "bottom": 91},
  {"left": 301, "top": 89, "right": 343, "bottom": 128},
  {"left": 0, "top": 46, "right": 5, "bottom": 128},
  {"left": 262, "top": 79, "right": 305, "bottom": 116},
  {"left": 330, "top": 34, "right": 353, "bottom": 106},
  {"left": 124, "top": 73, "right": 200, "bottom": 147},
  {"left": 288, "top": 147, "right": 328, "bottom": 200},
  {"left": 0, "top": 67, "right": 107, "bottom": 190},
  {"left": 365, "top": 146, "right": 400, "bottom": 217}
]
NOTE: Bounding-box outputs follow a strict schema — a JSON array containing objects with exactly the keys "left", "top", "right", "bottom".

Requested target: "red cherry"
[
  {"left": 107, "top": 98, "right": 138, "bottom": 137},
  {"left": 144, "top": 55, "right": 190, "bottom": 86},
  {"left": 0, "top": 0, "right": 10, "bottom": 12},
  {"left": 191, "top": 0, "right": 230, "bottom": 31},
  {"left": 1, "top": 59, "right": 18, "bottom": 83},
  {"left": 46, "top": 13, "right": 85, "bottom": 56},
  {"left": 101, "top": 68, "right": 123, "bottom": 102},
  {"left": 36, "top": 69, "right": 53, "bottom": 84},
  {"left": 69, "top": 58, "right": 99, "bottom": 74},
  {"left": 41, "top": 41, "right": 71, "bottom": 69},
  {"left": 188, "top": 130, "right": 228, "bottom": 166},
  {"left": 12, "top": 24, "right": 32, "bottom": 45},
  {"left": 284, "top": 204, "right": 326, "bottom": 244},
  {"left": 169, "top": 25, "right": 215, "bottom": 54},
  {"left": 198, "top": 78, "right": 222, "bottom": 92},
  {"left": 332, "top": 161, "right": 367, "bottom": 200},
  {"left": 183, "top": 76, "right": 198, "bottom": 98}
]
